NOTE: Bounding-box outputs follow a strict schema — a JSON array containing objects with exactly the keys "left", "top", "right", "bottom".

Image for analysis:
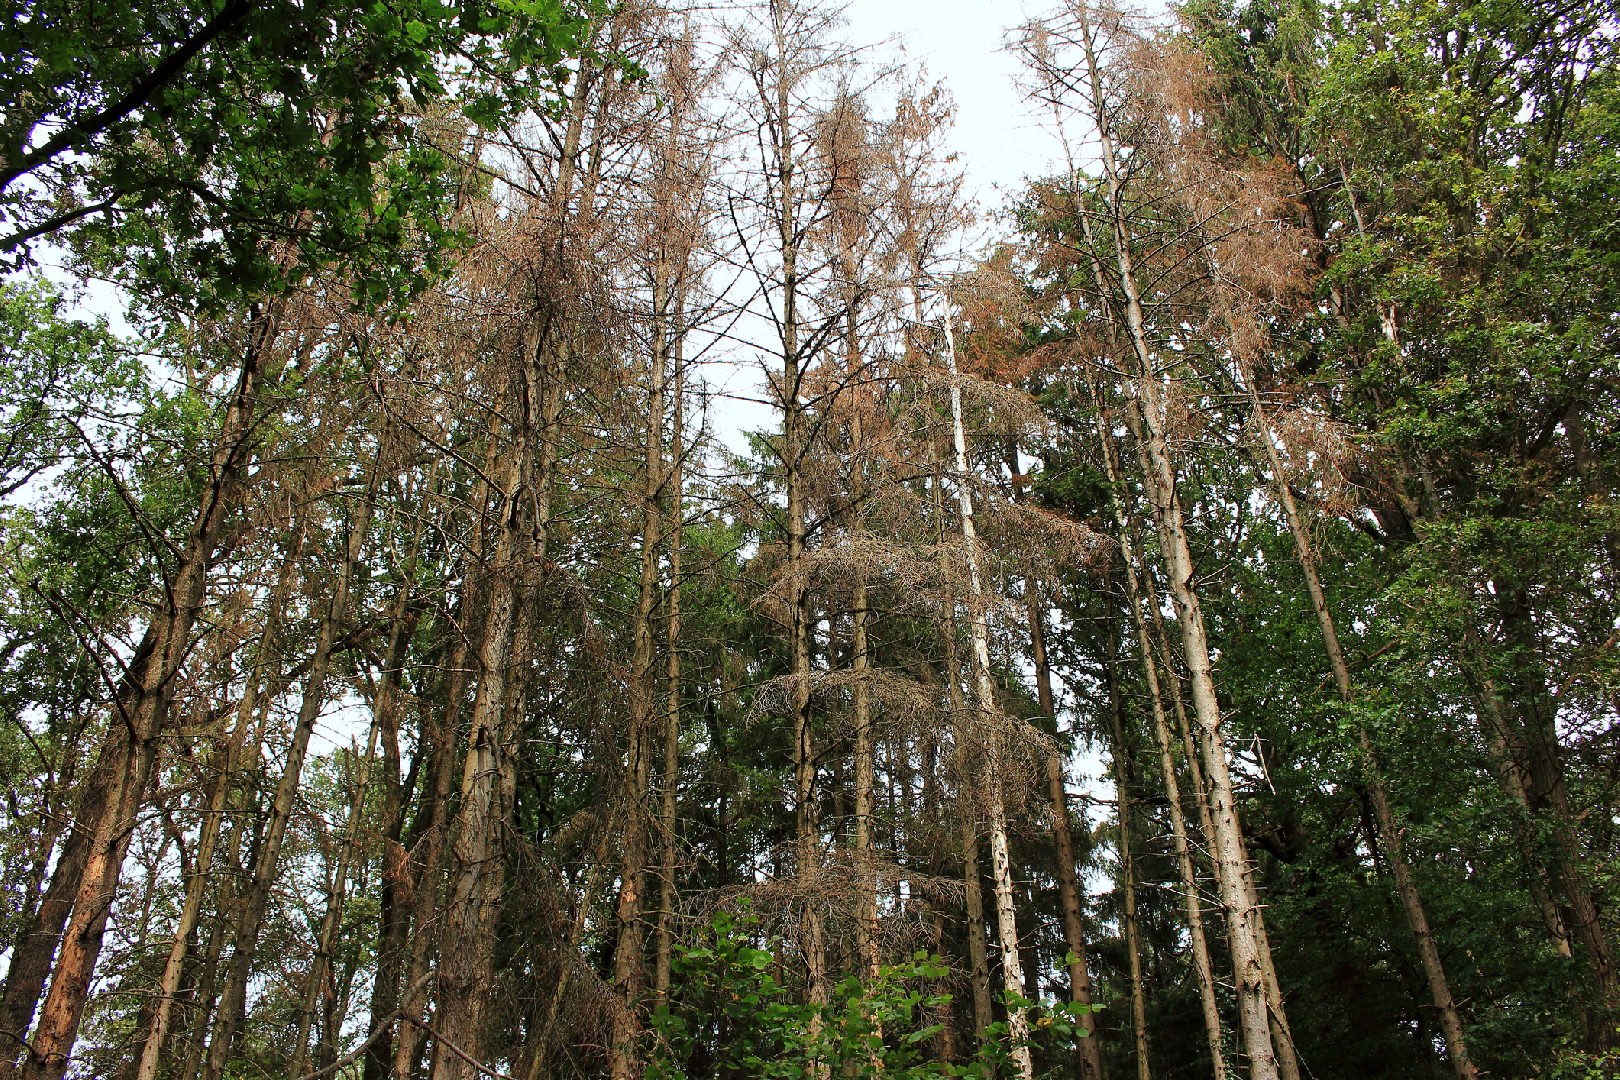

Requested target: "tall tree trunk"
[
  {"left": 1066, "top": 13, "right": 1283, "bottom": 1066},
  {"left": 21, "top": 307, "right": 279, "bottom": 1080},
  {"left": 0, "top": 707, "right": 122, "bottom": 1079},
  {"left": 179, "top": 746, "right": 268, "bottom": 1080},
  {"left": 1092, "top": 404, "right": 1227, "bottom": 1080},
  {"left": 133, "top": 512, "right": 306, "bottom": 1080},
  {"left": 1104, "top": 624, "right": 1151, "bottom": 1080},
  {"left": 1228, "top": 328, "right": 1479, "bottom": 1079},
  {"left": 202, "top": 415, "right": 383, "bottom": 1080},
  {"left": 290, "top": 725, "right": 381, "bottom": 1080},
  {"left": 932, "top": 462, "right": 994, "bottom": 1043},
  {"left": 432, "top": 330, "right": 549, "bottom": 1080},
  {"left": 1027, "top": 561, "right": 1105, "bottom": 1080},
  {"left": 609, "top": 254, "right": 670, "bottom": 1080},
  {"left": 655, "top": 323, "right": 685, "bottom": 1001},
  {"left": 392, "top": 632, "right": 472, "bottom": 1080},
  {"left": 361, "top": 587, "right": 428, "bottom": 1080},
  {"left": 1496, "top": 590, "right": 1617, "bottom": 1045},
  {"left": 939, "top": 311, "right": 1033, "bottom": 1080}
]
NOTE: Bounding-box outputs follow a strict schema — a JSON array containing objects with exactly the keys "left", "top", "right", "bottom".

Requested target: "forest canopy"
[{"left": 0, "top": 0, "right": 1615, "bottom": 1079}]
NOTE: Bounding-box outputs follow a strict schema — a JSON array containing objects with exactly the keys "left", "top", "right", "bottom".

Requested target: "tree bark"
[
  {"left": 431, "top": 329, "right": 550, "bottom": 1080},
  {"left": 655, "top": 323, "right": 685, "bottom": 1002},
  {"left": 1065, "top": 15, "right": 1282, "bottom": 1064},
  {"left": 202, "top": 414, "right": 383, "bottom": 1080},
  {"left": 133, "top": 512, "right": 306, "bottom": 1080},
  {"left": 1103, "top": 624, "right": 1152, "bottom": 1080},
  {"left": 932, "top": 475, "right": 994, "bottom": 1042},
  {"left": 1229, "top": 327, "right": 1478, "bottom": 1079},
  {"left": 1023, "top": 536, "right": 1105, "bottom": 1080},
  {"left": 21, "top": 305, "right": 278, "bottom": 1080},
  {"left": 940, "top": 311, "right": 1033, "bottom": 1080},
  {"left": 608, "top": 250, "right": 671, "bottom": 1080},
  {"left": 1092, "top": 400, "right": 1227, "bottom": 1080}
]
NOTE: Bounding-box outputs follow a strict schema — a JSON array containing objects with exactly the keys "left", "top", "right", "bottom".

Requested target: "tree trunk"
[
  {"left": 1103, "top": 625, "right": 1151, "bottom": 1080},
  {"left": 133, "top": 513, "right": 306, "bottom": 1080},
  {"left": 1229, "top": 329, "right": 1478, "bottom": 1079},
  {"left": 202, "top": 417, "right": 383, "bottom": 1080},
  {"left": 609, "top": 256, "right": 670, "bottom": 1080},
  {"left": 21, "top": 307, "right": 277, "bottom": 1080},
  {"left": 290, "top": 726, "right": 381, "bottom": 1080},
  {"left": 1065, "top": 18, "right": 1284, "bottom": 1062},
  {"left": 940, "top": 311, "right": 1033, "bottom": 1080},
  {"left": 432, "top": 331, "right": 549, "bottom": 1080},
  {"left": 655, "top": 324, "right": 685, "bottom": 1001},
  {"left": 1025, "top": 541, "right": 1104, "bottom": 1080},
  {"left": 1092, "top": 403, "right": 1227, "bottom": 1080},
  {"left": 361, "top": 588, "right": 428, "bottom": 1080},
  {"left": 392, "top": 633, "right": 471, "bottom": 1080}
]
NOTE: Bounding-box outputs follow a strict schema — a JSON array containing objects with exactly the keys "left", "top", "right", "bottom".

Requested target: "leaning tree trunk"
[
  {"left": 1091, "top": 407, "right": 1227, "bottom": 1080},
  {"left": 1065, "top": 13, "right": 1286, "bottom": 1065},
  {"left": 1225, "top": 312, "right": 1478, "bottom": 1080},
  {"left": 133, "top": 510, "right": 306, "bottom": 1080},
  {"left": 1103, "top": 623, "right": 1151, "bottom": 1080},
  {"left": 20, "top": 306, "right": 279, "bottom": 1080}
]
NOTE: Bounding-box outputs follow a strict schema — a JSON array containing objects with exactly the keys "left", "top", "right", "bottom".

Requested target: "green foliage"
[
  {"left": 649, "top": 905, "right": 1095, "bottom": 1080},
  {"left": 0, "top": 0, "right": 590, "bottom": 308},
  {"left": 0, "top": 276, "right": 143, "bottom": 496}
]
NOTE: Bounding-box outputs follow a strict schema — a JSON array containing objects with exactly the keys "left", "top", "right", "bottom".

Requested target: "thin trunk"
[
  {"left": 1231, "top": 332, "right": 1478, "bottom": 1079},
  {"left": 392, "top": 633, "right": 471, "bottom": 1080},
  {"left": 940, "top": 311, "right": 1032, "bottom": 1080},
  {"left": 853, "top": 575, "right": 878, "bottom": 977},
  {"left": 180, "top": 754, "right": 266, "bottom": 1080},
  {"left": 656, "top": 323, "right": 685, "bottom": 1001},
  {"left": 848, "top": 391, "right": 878, "bottom": 977},
  {"left": 933, "top": 460, "right": 993, "bottom": 1043},
  {"left": 290, "top": 725, "right": 381, "bottom": 1080},
  {"left": 202, "top": 423, "right": 383, "bottom": 1080},
  {"left": 754, "top": 5, "right": 826, "bottom": 1023},
  {"left": 1497, "top": 592, "right": 1617, "bottom": 1038},
  {"left": 133, "top": 515, "right": 305, "bottom": 1080},
  {"left": 609, "top": 254, "right": 670, "bottom": 1080},
  {"left": 1093, "top": 404, "right": 1226, "bottom": 1080},
  {"left": 355, "top": 460, "right": 433, "bottom": 1080},
  {"left": 1104, "top": 627, "right": 1151, "bottom": 1080},
  {"left": 530, "top": 806, "right": 621, "bottom": 1080},
  {"left": 1068, "top": 13, "right": 1281, "bottom": 1066},
  {"left": 361, "top": 606, "right": 426, "bottom": 1080},
  {"left": 1028, "top": 567, "right": 1105, "bottom": 1080}
]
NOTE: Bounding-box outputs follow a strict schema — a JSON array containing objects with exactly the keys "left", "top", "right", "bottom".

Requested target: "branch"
[
  {"left": 0, "top": 193, "right": 124, "bottom": 253},
  {"left": 402, "top": 1017, "right": 524, "bottom": 1080},
  {"left": 0, "top": 0, "right": 255, "bottom": 192},
  {"left": 288, "top": 973, "right": 435, "bottom": 1080}
]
